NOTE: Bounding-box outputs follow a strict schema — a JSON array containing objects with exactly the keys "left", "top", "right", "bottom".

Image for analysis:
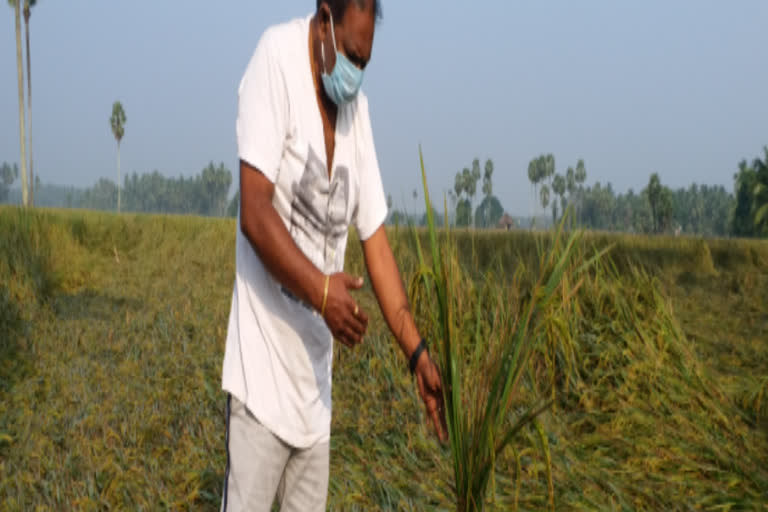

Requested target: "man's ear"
[{"left": 317, "top": 3, "right": 332, "bottom": 39}]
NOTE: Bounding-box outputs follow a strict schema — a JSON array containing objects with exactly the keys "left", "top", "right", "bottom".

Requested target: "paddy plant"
[{"left": 408, "top": 148, "right": 606, "bottom": 511}]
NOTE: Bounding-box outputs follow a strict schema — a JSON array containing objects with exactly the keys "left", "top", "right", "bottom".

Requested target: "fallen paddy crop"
[{"left": 0, "top": 202, "right": 766, "bottom": 510}]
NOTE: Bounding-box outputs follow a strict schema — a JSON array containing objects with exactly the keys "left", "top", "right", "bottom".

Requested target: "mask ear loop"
[
  {"left": 328, "top": 12, "right": 338, "bottom": 52},
  {"left": 321, "top": 35, "right": 327, "bottom": 73},
  {"left": 321, "top": 11, "right": 338, "bottom": 75}
]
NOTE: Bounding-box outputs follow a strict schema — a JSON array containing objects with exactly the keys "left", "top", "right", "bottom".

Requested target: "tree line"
[
  {"left": 732, "top": 147, "right": 768, "bottom": 238},
  {"left": 1, "top": 162, "right": 234, "bottom": 218},
  {"left": 550, "top": 147, "right": 767, "bottom": 237},
  {"left": 3, "top": 146, "right": 766, "bottom": 238},
  {"left": 385, "top": 145, "right": 767, "bottom": 239}
]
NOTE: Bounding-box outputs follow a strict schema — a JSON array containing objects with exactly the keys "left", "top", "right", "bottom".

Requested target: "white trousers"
[{"left": 221, "top": 394, "right": 329, "bottom": 512}]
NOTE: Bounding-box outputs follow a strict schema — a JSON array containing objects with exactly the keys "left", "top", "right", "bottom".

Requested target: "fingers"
[
  {"left": 336, "top": 329, "right": 357, "bottom": 348},
  {"left": 426, "top": 358, "right": 442, "bottom": 393},
  {"left": 324, "top": 273, "right": 369, "bottom": 348},
  {"left": 417, "top": 357, "right": 448, "bottom": 443},
  {"left": 343, "top": 273, "right": 365, "bottom": 291},
  {"left": 347, "top": 310, "right": 367, "bottom": 338},
  {"left": 334, "top": 302, "right": 369, "bottom": 348},
  {"left": 339, "top": 302, "right": 367, "bottom": 344},
  {"left": 428, "top": 397, "right": 447, "bottom": 442},
  {"left": 427, "top": 361, "right": 449, "bottom": 440}
]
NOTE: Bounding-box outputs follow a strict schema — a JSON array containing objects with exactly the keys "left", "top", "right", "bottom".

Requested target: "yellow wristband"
[{"left": 320, "top": 275, "right": 330, "bottom": 317}]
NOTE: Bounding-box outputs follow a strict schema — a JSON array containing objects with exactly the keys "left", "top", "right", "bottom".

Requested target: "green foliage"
[
  {"left": 567, "top": 177, "right": 733, "bottom": 236},
  {"left": 470, "top": 159, "right": 481, "bottom": 199},
  {"left": 454, "top": 158, "right": 492, "bottom": 228},
  {"left": 0, "top": 162, "right": 19, "bottom": 202},
  {"left": 672, "top": 183, "right": 732, "bottom": 236},
  {"left": 109, "top": 101, "right": 126, "bottom": 145},
  {"left": 419, "top": 206, "right": 445, "bottom": 228},
  {"left": 455, "top": 198, "right": 471, "bottom": 227},
  {"left": 7, "top": 0, "right": 36, "bottom": 8},
  {"left": 80, "top": 178, "right": 118, "bottom": 211},
  {"left": 565, "top": 166, "right": 576, "bottom": 195},
  {"left": 730, "top": 147, "right": 768, "bottom": 238},
  {"left": 527, "top": 154, "right": 557, "bottom": 214},
  {"left": 69, "top": 163, "right": 234, "bottom": 217},
  {"left": 482, "top": 159, "right": 493, "bottom": 199},
  {"left": 749, "top": 147, "right": 768, "bottom": 236},
  {"left": 551, "top": 173, "right": 566, "bottom": 223},
  {"left": 647, "top": 173, "right": 663, "bottom": 232},
  {"left": 227, "top": 189, "right": 240, "bottom": 218},
  {"left": 539, "top": 183, "right": 550, "bottom": 211},
  {"left": 474, "top": 195, "right": 503, "bottom": 228},
  {"left": 386, "top": 210, "right": 411, "bottom": 226},
  {"left": 574, "top": 159, "right": 586, "bottom": 186}
]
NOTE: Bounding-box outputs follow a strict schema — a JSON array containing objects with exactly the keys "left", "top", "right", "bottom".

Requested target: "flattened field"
[{"left": 1, "top": 208, "right": 766, "bottom": 510}]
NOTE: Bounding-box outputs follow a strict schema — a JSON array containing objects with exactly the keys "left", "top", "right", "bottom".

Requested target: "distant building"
[{"left": 497, "top": 213, "right": 516, "bottom": 230}]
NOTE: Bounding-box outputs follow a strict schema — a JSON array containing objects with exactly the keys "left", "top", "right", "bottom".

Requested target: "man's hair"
[{"left": 317, "top": 0, "right": 382, "bottom": 24}]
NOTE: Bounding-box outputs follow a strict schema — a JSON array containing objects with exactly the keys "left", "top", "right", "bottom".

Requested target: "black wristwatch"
[{"left": 409, "top": 338, "right": 428, "bottom": 375}]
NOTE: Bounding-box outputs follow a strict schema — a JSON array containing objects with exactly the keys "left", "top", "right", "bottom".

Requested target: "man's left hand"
[{"left": 414, "top": 351, "right": 448, "bottom": 443}]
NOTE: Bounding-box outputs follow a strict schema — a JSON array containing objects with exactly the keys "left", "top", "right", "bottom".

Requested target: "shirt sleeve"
[
  {"left": 236, "top": 29, "right": 288, "bottom": 183},
  {"left": 353, "top": 95, "right": 388, "bottom": 241}
]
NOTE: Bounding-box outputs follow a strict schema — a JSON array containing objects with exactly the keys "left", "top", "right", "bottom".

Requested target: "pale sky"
[{"left": 1, "top": 0, "right": 767, "bottom": 215}]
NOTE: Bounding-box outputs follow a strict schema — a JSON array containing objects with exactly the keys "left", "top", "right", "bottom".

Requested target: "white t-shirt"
[{"left": 221, "top": 14, "right": 388, "bottom": 449}]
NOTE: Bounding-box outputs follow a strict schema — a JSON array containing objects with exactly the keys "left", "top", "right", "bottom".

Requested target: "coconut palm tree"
[
  {"left": 482, "top": 158, "right": 493, "bottom": 227},
  {"left": 110, "top": 101, "right": 126, "bottom": 213},
  {"left": 552, "top": 173, "right": 566, "bottom": 223},
  {"left": 23, "top": 0, "right": 37, "bottom": 205},
  {"left": 574, "top": 159, "right": 587, "bottom": 223},
  {"left": 540, "top": 183, "right": 550, "bottom": 214},
  {"left": 470, "top": 158, "right": 481, "bottom": 227},
  {"left": 527, "top": 159, "right": 537, "bottom": 220},
  {"left": 9, "top": 0, "right": 28, "bottom": 206},
  {"left": 575, "top": 159, "right": 587, "bottom": 188}
]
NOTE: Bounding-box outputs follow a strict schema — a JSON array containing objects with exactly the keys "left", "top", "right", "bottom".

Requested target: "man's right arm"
[{"left": 239, "top": 159, "right": 368, "bottom": 347}]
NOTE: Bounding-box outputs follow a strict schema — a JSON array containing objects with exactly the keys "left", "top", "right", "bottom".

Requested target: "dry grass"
[{"left": 0, "top": 205, "right": 766, "bottom": 510}]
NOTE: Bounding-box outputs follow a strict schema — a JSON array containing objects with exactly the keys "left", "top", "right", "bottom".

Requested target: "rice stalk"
[{"left": 411, "top": 147, "right": 601, "bottom": 511}]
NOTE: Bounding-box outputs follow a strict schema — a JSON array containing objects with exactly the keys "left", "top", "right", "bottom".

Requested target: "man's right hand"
[{"left": 322, "top": 273, "right": 368, "bottom": 347}]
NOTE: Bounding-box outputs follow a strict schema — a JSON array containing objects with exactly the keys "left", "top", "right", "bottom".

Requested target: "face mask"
[{"left": 321, "top": 12, "right": 364, "bottom": 105}]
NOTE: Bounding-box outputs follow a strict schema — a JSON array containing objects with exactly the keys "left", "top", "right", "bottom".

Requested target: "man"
[{"left": 220, "top": 1, "right": 447, "bottom": 510}]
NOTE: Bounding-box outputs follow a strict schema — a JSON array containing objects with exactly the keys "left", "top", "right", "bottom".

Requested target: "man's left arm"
[{"left": 362, "top": 225, "right": 448, "bottom": 442}]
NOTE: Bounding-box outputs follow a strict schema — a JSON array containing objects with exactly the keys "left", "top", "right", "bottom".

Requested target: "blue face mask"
[{"left": 321, "top": 13, "right": 364, "bottom": 105}]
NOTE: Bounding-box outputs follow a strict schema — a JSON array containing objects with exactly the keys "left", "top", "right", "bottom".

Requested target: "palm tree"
[
  {"left": 10, "top": 0, "right": 28, "bottom": 206},
  {"left": 454, "top": 171, "right": 464, "bottom": 201},
  {"left": 566, "top": 167, "right": 575, "bottom": 197},
  {"left": 574, "top": 159, "right": 587, "bottom": 223},
  {"left": 470, "top": 158, "right": 481, "bottom": 227},
  {"left": 544, "top": 154, "right": 555, "bottom": 186},
  {"left": 482, "top": 158, "right": 494, "bottom": 227},
  {"left": 575, "top": 159, "right": 587, "bottom": 187},
  {"left": 461, "top": 166, "right": 473, "bottom": 226},
  {"left": 647, "top": 173, "right": 662, "bottom": 233},
  {"left": 539, "top": 184, "right": 550, "bottom": 215},
  {"left": 566, "top": 166, "right": 576, "bottom": 226},
  {"left": 110, "top": 101, "right": 126, "bottom": 213},
  {"left": 527, "top": 159, "right": 537, "bottom": 219},
  {"left": 552, "top": 173, "right": 566, "bottom": 223},
  {"left": 23, "top": 0, "right": 37, "bottom": 205}
]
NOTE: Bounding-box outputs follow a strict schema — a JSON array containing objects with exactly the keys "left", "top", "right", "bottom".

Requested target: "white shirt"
[{"left": 222, "top": 14, "right": 388, "bottom": 449}]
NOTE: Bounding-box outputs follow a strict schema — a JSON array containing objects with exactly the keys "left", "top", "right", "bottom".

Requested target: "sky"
[{"left": 1, "top": 0, "right": 767, "bottom": 216}]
